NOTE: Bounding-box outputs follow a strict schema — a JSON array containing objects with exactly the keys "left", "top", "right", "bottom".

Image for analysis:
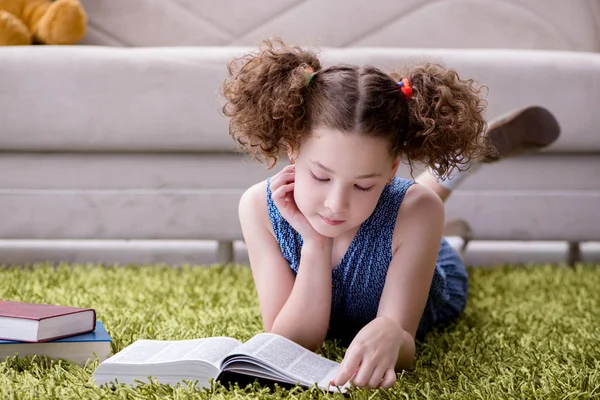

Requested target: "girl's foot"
[{"left": 483, "top": 106, "right": 561, "bottom": 163}]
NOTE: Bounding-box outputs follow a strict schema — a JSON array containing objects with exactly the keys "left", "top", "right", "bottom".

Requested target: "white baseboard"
[{"left": 1, "top": 239, "right": 599, "bottom": 267}]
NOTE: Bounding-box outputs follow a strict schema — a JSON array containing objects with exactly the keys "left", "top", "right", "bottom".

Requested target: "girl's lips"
[{"left": 320, "top": 215, "right": 345, "bottom": 226}]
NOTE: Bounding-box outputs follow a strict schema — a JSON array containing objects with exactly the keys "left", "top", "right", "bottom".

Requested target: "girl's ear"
[
  {"left": 287, "top": 148, "right": 298, "bottom": 164},
  {"left": 389, "top": 155, "right": 401, "bottom": 180}
]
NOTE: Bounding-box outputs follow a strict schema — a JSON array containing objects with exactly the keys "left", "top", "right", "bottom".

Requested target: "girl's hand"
[
  {"left": 269, "top": 164, "right": 329, "bottom": 244},
  {"left": 332, "top": 317, "right": 404, "bottom": 389}
]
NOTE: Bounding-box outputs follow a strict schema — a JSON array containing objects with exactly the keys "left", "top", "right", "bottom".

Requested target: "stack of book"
[{"left": 0, "top": 300, "right": 112, "bottom": 366}]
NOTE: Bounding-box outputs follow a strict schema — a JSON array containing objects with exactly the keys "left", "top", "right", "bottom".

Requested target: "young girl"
[{"left": 221, "top": 39, "right": 560, "bottom": 390}]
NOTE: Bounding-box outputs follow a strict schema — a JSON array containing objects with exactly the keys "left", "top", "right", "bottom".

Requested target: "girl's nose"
[{"left": 324, "top": 188, "right": 349, "bottom": 214}]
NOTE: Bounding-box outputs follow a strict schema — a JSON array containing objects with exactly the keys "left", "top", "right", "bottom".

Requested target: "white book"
[{"left": 92, "top": 332, "right": 349, "bottom": 393}]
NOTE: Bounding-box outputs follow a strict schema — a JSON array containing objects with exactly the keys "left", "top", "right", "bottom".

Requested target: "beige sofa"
[{"left": 1, "top": 0, "right": 599, "bottom": 266}]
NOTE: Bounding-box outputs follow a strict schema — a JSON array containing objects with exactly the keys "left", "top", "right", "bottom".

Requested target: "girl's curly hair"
[{"left": 221, "top": 38, "right": 494, "bottom": 178}]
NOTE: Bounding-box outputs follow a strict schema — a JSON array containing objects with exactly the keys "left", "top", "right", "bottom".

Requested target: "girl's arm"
[
  {"left": 333, "top": 184, "right": 444, "bottom": 388},
  {"left": 377, "top": 183, "right": 445, "bottom": 366},
  {"left": 239, "top": 181, "right": 333, "bottom": 351}
]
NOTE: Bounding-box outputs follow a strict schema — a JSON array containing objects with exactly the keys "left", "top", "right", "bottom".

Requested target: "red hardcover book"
[{"left": 0, "top": 301, "right": 96, "bottom": 342}]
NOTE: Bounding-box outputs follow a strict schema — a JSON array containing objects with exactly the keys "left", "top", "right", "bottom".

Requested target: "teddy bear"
[{"left": 0, "top": 0, "right": 87, "bottom": 45}]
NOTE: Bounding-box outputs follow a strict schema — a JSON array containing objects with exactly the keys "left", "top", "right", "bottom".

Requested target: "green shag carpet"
[{"left": 1, "top": 263, "right": 599, "bottom": 399}]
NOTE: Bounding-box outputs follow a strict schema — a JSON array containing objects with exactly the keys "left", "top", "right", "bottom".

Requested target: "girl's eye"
[
  {"left": 310, "top": 172, "right": 329, "bottom": 182},
  {"left": 355, "top": 185, "right": 374, "bottom": 192},
  {"left": 310, "top": 171, "right": 373, "bottom": 192}
]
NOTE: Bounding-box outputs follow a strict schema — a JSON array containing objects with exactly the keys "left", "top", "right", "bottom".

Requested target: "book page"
[
  {"left": 223, "top": 333, "right": 342, "bottom": 389},
  {"left": 104, "top": 340, "right": 174, "bottom": 364},
  {"left": 181, "top": 337, "right": 242, "bottom": 366},
  {"left": 104, "top": 337, "right": 242, "bottom": 367}
]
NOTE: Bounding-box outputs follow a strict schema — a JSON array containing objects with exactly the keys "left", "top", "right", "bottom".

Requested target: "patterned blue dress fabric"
[{"left": 266, "top": 176, "right": 469, "bottom": 343}]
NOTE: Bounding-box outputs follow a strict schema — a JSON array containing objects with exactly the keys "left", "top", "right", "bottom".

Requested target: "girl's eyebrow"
[{"left": 310, "top": 160, "right": 382, "bottom": 179}]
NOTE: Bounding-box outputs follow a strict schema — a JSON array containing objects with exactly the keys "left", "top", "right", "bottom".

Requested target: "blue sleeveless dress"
[{"left": 266, "top": 176, "right": 468, "bottom": 343}]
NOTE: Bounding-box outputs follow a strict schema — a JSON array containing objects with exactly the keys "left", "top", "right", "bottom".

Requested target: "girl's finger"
[
  {"left": 269, "top": 170, "right": 295, "bottom": 192},
  {"left": 332, "top": 351, "right": 362, "bottom": 387},
  {"left": 272, "top": 182, "right": 295, "bottom": 201},
  {"left": 271, "top": 170, "right": 294, "bottom": 185},
  {"left": 380, "top": 368, "right": 397, "bottom": 389},
  {"left": 367, "top": 365, "right": 388, "bottom": 389},
  {"left": 278, "top": 164, "right": 295, "bottom": 176},
  {"left": 351, "top": 358, "right": 376, "bottom": 388}
]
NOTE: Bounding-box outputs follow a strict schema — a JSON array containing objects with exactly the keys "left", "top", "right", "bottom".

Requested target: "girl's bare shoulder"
[
  {"left": 392, "top": 183, "right": 445, "bottom": 249},
  {"left": 400, "top": 183, "right": 443, "bottom": 212},
  {"left": 238, "top": 179, "right": 274, "bottom": 236}
]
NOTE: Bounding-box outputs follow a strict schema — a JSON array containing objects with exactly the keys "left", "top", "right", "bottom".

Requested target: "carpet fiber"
[{"left": 1, "top": 263, "right": 599, "bottom": 399}]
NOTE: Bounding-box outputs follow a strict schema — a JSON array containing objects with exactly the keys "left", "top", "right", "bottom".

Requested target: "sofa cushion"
[
  {"left": 1, "top": 46, "right": 599, "bottom": 152},
  {"left": 79, "top": 0, "right": 600, "bottom": 53}
]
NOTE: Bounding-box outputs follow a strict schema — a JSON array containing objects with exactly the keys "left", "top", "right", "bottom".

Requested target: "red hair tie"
[{"left": 397, "top": 78, "right": 413, "bottom": 100}]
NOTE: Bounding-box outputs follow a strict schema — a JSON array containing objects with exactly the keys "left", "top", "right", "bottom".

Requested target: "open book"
[{"left": 92, "top": 332, "right": 350, "bottom": 393}]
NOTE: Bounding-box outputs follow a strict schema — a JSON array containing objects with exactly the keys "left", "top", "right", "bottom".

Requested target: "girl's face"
[{"left": 292, "top": 127, "right": 399, "bottom": 238}]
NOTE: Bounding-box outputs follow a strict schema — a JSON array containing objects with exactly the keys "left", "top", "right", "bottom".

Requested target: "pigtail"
[
  {"left": 390, "top": 63, "right": 493, "bottom": 179},
  {"left": 221, "top": 38, "right": 321, "bottom": 168}
]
